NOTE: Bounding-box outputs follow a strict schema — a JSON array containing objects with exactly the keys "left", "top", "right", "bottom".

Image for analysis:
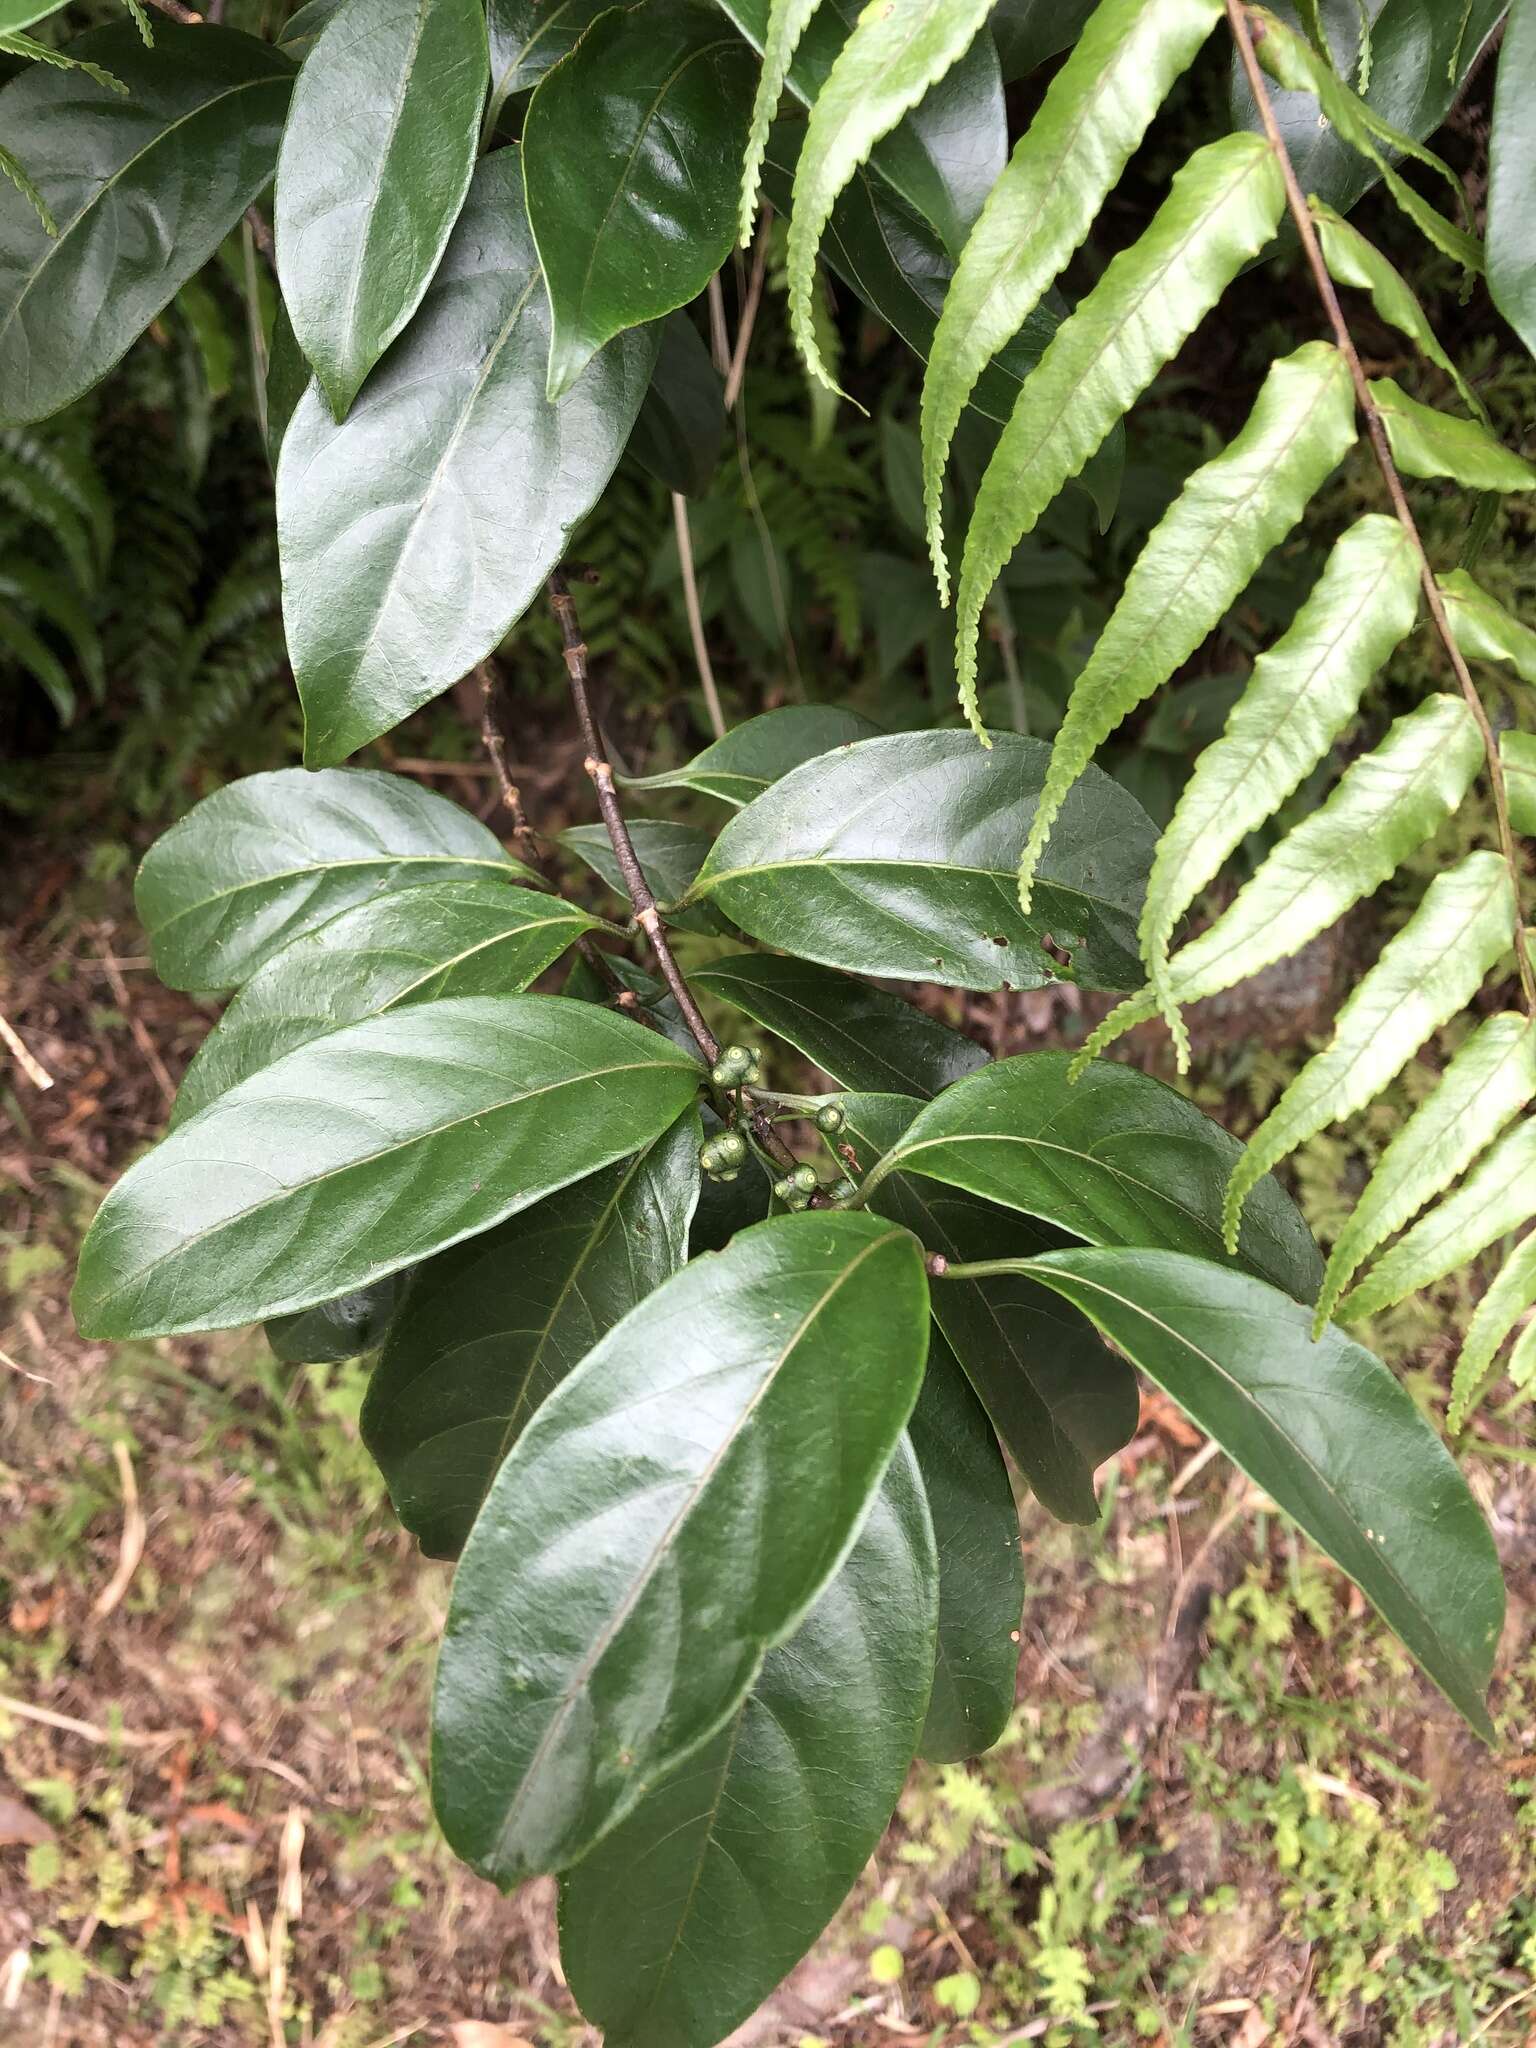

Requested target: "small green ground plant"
[{"left": 4, "top": 0, "right": 1536, "bottom": 2039}]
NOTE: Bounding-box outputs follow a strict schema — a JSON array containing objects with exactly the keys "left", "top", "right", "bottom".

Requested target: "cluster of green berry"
[
  {"left": 698, "top": 1129, "right": 749, "bottom": 1182},
  {"left": 710, "top": 1043, "right": 764, "bottom": 1089}
]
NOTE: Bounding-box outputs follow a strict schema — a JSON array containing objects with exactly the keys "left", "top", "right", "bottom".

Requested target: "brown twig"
[
  {"left": 548, "top": 575, "right": 810, "bottom": 1182},
  {"left": 98, "top": 930, "right": 176, "bottom": 1110},
  {"left": 671, "top": 494, "right": 727, "bottom": 740},
  {"left": 724, "top": 215, "right": 772, "bottom": 412},
  {"left": 142, "top": 0, "right": 203, "bottom": 21},
  {"left": 0, "top": 1008, "right": 53, "bottom": 1090},
  {"left": 1228, "top": 0, "right": 1536, "bottom": 1014}
]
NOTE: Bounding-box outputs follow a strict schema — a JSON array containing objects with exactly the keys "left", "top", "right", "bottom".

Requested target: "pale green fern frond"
[
  {"left": 1440, "top": 570, "right": 1536, "bottom": 682},
  {"left": 0, "top": 144, "right": 54, "bottom": 237},
  {"left": 1142, "top": 514, "right": 1423, "bottom": 1059},
  {"left": 1223, "top": 850, "right": 1517, "bottom": 1249},
  {"left": 1316, "top": 1014, "right": 1536, "bottom": 1333},
  {"left": 738, "top": 0, "right": 824, "bottom": 246},
  {"left": 1446, "top": 1229, "right": 1536, "bottom": 1429},
  {"left": 1369, "top": 377, "right": 1536, "bottom": 492},
  {"left": 1075, "top": 693, "right": 1483, "bottom": 1071},
  {"left": 917, "top": 0, "right": 1223, "bottom": 598},
  {"left": 953, "top": 131, "right": 1285, "bottom": 737},
  {"left": 786, "top": 0, "right": 995, "bottom": 395},
  {"left": 1503, "top": 731, "right": 1536, "bottom": 835},
  {"left": 1015, "top": 342, "right": 1356, "bottom": 914}
]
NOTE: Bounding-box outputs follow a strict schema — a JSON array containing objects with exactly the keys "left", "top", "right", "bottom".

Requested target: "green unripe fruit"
[
  {"left": 773, "top": 1177, "right": 794, "bottom": 1200},
  {"left": 790, "top": 1162, "right": 819, "bottom": 1193},
  {"left": 829, "top": 1178, "right": 857, "bottom": 1203},
  {"left": 816, "top": 1102, "right": 846, "bottom": 1134},
  {"left": 710, "top": 1042, "right": 755, "bottom": 1086},
  {"left": 713, "top": 1130, "right": 748, "bottom": 1168},
  {"left": 785, "top": 1188, "right": 810, "bottom": 1211}
]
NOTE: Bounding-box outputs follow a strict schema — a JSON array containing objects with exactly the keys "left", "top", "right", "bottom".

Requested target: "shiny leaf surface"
[
  {"left": 558, "top": 1437, "right": 935, "bottom": 2046},
  {"left": 484, "top": 0, "right": 608, "bottom": 132},
  {"left": 621, "top": 704, "right": 880, "bottom": 806},
  {"left": 278, "top": 149, "right": 655, "bottom": 765},
  {"left": 430, "top": 1209, "right": 929, "bottom": 1884},
  {"left": 864, "top": 1051, "right": 1323, "bottom": 1306},
  {"left": 693, "top": 953, "right": 988, "bottom": 1097},
  {"left": 1012, "top": 1246, "right": 1503, "bottom": 1736},
  {"left": 1488, "top": 0, "right": 1536, "bottom": 361},
  {"left": 274, "top": 0, "right": 487, "bottom": 418},
  {"left": 523, "top": 0, "right": 755, "bottom": 398},
  {"left": 1016, "top": 343, "right": 1357, "bottom": 911},
  {"left": 136, "top": 768, "right": 530, "bottom": 994},
  {"left": 72, "top": 997, "right": 702, "bottom": 1339},
  {"left": 362, "top": 1112, "right": 700, "bottom": 1557},
  {"left": 689, "top": 731, "right": 1157, "bottom": 993},
  {"left": 173, "top": 880, "right": 602, "bottom": 1123},
  {"left": 844, "top": 1092, "right": 1139, "bottom": 1526},
  {"left": 954, "top": 134, "right": 1286, "bottom": 728},
  {"left": 921, "top": 0, "right": 1222, "bottom": 592},
  {"left": 0, "top": 25, "right": 293, "bottom": 425},
  {"left": 908, "top": 1335, "right": 1023, "bottom": 1760}
]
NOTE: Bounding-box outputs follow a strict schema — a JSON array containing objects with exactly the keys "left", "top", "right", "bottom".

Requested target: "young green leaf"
[
  {"left": 725, "top": 0, "right": 1006, "bottom": 259},
  {"left": 1439, "top": 568, "right": 1536, "bottom": 683},
  {"left": 71, "top": 996, "right": 702, "bottom": 1340},
  {"left": 1341, "top": 1116, "right": 1536, "bottom": 1325},
  {"left": 0, "top": 25, "right": 293, "bottom": 426},
  {"left": 785, "top": 0, "right": 995, "bottom": 393},
  {"left": 843, "top": 1092, "right": 1138, "bottom": 1527},
  {"left": 1087, "top": 694, "right": 1484, "bottom": 1065},
  {"left": 1316, "top": 1013, "right": 1536, "bottom": 1333},
  {"left": 620, "top": 704, "right": 879, "bottom": 807},
  {"left": 919, "top": 0, "right": 1223, "bottom": 593},
  {"left": 1368, "top": 376, "right": 1536, "bottom": 491},
  {"left": 135, "top": 768, "right": 531, "bottom": 993},
  {"left": 1142, "top": 514, "right": 1422, "bottom": 1052},
  {"left": 172, "top": 880, "right": 603, "bottom": 1123},
  {"left": 430, "top": 1209, "right": 929, "bottom": 1886},
  {"left": 738, "top": 0, "right": 825, "bottom": 244},
  {"left": 693, "top": 953, "right": 988, "bottom": 1098},
  {"left": 861, "top": 1050, "right": 1323, "bottom": 1307},
  {"left": 1448, "top": 1229, "right": 1536, "bottom": 1432},
  {"left": 523, "top": 0, "right": 755, "bottom": 399},
  {"left": 484, "top": 0, "right": 607, "bottom": 134},
  {"left": 953, "top": 133, "right": 1286, "bottom": 732},
  {"left": 273, "top": 0, "right": 487, "bottom": 420},
  {"left": 266, "top": 1274, "right": 405, "bottom": 1365},
  {"left": 362, "top": 1112, "right": 700, "bottom": 1558},
  {"left": 1009, "top": 1246, "right": 1503, "bottom": 1736},
  {"left": 1487, "top": 0, "right": 1536, "bottom": 364},
  {"left": 278, "top": 149, "right": 655, "bottom": 767},
  {"left": 558, "top": 1437, "right": 936, "bottom": 2048},
  {"left": 1503, "top": 729, "right": 1536, "bottom": 835},
  {"left": 688, "top": 730, "right": 1156, "bottom": 993},
  {"left": 1016, "top": 342, "right": 1357, "bottom": 910},
  {"left": 1252, "top": 9, "right": 1484, "bottom": 276},
  {"left": 908, "top": 1336, "right": 1022, "bottom": 1762},
  {"left": 1224, "top": 851, "right": 1517, "bottom": 1248},
  {"left": 1311, "top": 200, "right": 1486, "bottom": 421}
]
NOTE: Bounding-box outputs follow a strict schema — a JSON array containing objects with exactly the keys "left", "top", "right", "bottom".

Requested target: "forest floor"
[{"left": 3, "top": 803, "right": 1536, "bottom": 2048}]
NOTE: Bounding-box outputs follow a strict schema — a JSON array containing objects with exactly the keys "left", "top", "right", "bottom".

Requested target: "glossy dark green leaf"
[
  {"left": 274, "top": 0, "right": 487, "bottom": 418},
  {"left": 558, "top": 1437, "right": 935, "bottom": 2048},
  {"left": 722, "top": 0, "right": 1006, "bottom": 257},
  {"left": 484, "top": 0, "right": 609, "bottom": 132},
  {"left": 71, "top": 996, "right": 702, "bottom": 1340},
  {"left": 1231, "top": 0, "right": 1504, "bottom": 223},
  {"left": 264, "top": 294, "right": 309, "bottom": 468},
  {"left": 845, "top": 1093, "right": 1137, "bottom": 1526},
  {"left": 173, "top": 879, "right": 603, "bottom": 1123},
  {"left": 523, "top": 0, "right": 755, "bottom": 399},
  {"left": 627, "top": 312, "right": 725, "bottom": 499},
  {"left": 987, "top": 0, "right": 1098, "bottom": 79},
  {"left": 562, "top": 948, "right": 697, "bottom": 1053},
  {"left": 689, "top": 731, "right": 1156, "bottom": 993},
  {"left": 362, "top": 1110, "right": 700, "bottom": 1558},
  {"left": 278, "top": 149, "right": 656, "bottom": 766},
  {"left": 0, "top": 25, "right": 293, "bottom": 426},
  {"left": 1015, "top": 1246, "right": 1504, "bottom": 1735},
  {"left": 693, "top": 952, "right": 987, "bottom": 1097},
  {"left": 278, "top": 0, "right": 347, "bottom": 51},
  {"left": 864, "top": 1051, "right": 1324, "bottom": 1306},
  {"left": 1489, "top": 0, "right": 1536, "bottom": 361},
  {"left": 136, "top": 768, "right": 532, "bottom": 994},
  {"left": 561, "top": 818, "right": 728, "bottom": 934},
  {"left": 622, "top": 704, "right": 880, "bottom": 807},
  {"left": 266, "top": 1274, "right": 405, "bottom": 1364},
  {"left": 430, "top": 1209, "right": 929, "bottom": 1885},
  {"left": 908, "top": 1335, "right": 1022, "bottom": 1761}
]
